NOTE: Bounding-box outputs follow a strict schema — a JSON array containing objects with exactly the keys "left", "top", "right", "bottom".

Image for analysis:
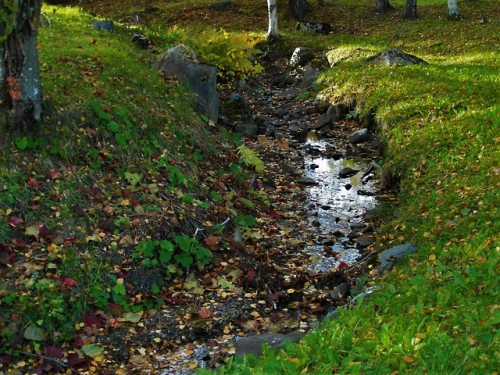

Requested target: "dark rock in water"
[
  {"left": 365, "top": 48, "right": 428, "bottom": 66},
  {"left": 339, "top": 167, "right": 359, "bottom": 178},
  {"left": 297, "top": 177, "right": 317, "bottom": 185},
  {"left": 290, "top": 47, "right": 315, "bottom": 67},
  {"left": 296, "top": 22, "right": 332, "bottom": 35},
  {"left": 321, "top": 205, "right": 331, "bottom": 210},
  {"left": 356, "top": 236, "right": 373, "bottom": 248},
  {"left": 209, "top": 1, "right": 234, "bottom": 11},
  {"left": 312, "top": 220, "right": 321, "bottom": 227},
  {"left": 378, "top": 244, "right": 418, "bottom": 272},
  {"left": 349, "top": 128, "right": 370, "bottom": 144},
  {"left": 358, "top": 189, "right": 376, "bottom": 196},
  {"left": 131, "top": 33, "right": 150, "bottom": 49},
  {"left": 350, "top": 222, "right": 365, "bottom": 229},
  {"left": 235, "top": 332, "right": 306, "bottom": 358},
  {"left": 310, "top": 163, "right": 319, "bottom": 169},
  {"left": 345, "top": 184, "right": 352, "bottom": 190},
  {"left": 348, "top": 231, "right": 360, "bottom": 239},
  {"left": 94, "top": 20, "right": 114, "bottom": 31},
  {"left": 154, "top": 45, "right": 219, "bottom": 123}
]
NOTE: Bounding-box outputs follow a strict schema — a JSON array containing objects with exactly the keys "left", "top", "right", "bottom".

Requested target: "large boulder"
[
  {"left": 153, "top": 45, "right": 219, "bottom": 123},
  {"left": 365, "top": 48, "right": 427, "bottom": 66},
  {"left": 378, "top": 243, "right": 418, "bottom": 272}
]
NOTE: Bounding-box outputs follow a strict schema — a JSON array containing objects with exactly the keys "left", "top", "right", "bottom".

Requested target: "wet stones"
[
  {"left": 349, "top": 128, "right": 370, "bottom": 144},
  {"left": 338, "top": 167, "right": 359, "bottom": 178}
]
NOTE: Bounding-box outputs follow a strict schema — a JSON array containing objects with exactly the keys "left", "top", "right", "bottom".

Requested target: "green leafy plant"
[
  {"left": 237, "top": 145, "right": 264, "bottom": 173},
  {"left": 134, "top": 235, "right": 212, "bottom": 271},
  {"left": 191, "top": 29, "right": 264, "bottom": 80}
]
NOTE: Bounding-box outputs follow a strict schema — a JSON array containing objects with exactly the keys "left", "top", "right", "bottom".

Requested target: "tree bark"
[
  {"left": 447, "top": 0, "right": 459, "bottom": 18},
  {"left": 375, "top": 0, "right": 393, "bottom": 13},
  {"left": 266, "top": 0, "right": 279, "bottom": 40},
  {"left": 0, "top": 0, "right": 43, "bottom": 130},
  {"left": 404, "top": 0, "right": 417, "bottom": 18},
  {"left": 289, "top": 0, "right": 311, "bottom": 20}
]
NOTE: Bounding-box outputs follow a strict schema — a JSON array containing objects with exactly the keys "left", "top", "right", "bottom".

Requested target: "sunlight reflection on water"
[{"left": 303, "top": 133, "right": 377, "bottom": 272}]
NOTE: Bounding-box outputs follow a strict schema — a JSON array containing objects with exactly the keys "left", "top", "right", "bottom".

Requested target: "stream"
[{"left": 157, "top": 59, "right": 389, "bottom": 374}]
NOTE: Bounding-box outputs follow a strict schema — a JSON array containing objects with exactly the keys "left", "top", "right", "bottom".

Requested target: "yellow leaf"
[
  {"left": 286, "top": 357, "right": 300, "bottom": 364},
  {"left": 428, "top": 254, "right": 436, "bottom": 261}
]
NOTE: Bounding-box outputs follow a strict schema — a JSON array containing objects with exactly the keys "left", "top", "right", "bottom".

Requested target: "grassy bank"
[{"left": 197, "top": 0, "right": 499, "bottom": 373}]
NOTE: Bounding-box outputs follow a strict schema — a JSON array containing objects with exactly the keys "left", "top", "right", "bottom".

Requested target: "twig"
[{"left": 18, "top": 350, "right": 76, "bottom": 373}]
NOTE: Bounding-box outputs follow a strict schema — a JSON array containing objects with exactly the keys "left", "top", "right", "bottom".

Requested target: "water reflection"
[{"left": 303, "top": 132, "right": 377, "bottom": 272}]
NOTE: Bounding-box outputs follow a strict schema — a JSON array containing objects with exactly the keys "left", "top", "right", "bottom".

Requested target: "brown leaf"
[
  {"left": 197, "top": 308, "right": 214, "bottom": 319},
  {"left": 203, "top": 236, "right": 221, "bottom": 250}
]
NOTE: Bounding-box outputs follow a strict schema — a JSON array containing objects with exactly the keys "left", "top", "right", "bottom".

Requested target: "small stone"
[
  {"left": 310, "top": 163, "right": 319, "bottom": 169},
  {"left": 321, "top": 205, "right": 331, "bottom": 210},
  {"left": 350, "top": 222, "right": 365, "bottom": 229},
  {"left": 93, "top": 20, "right": 114, "bottom": 31},
  {"left": 358, "top": 189, "right": 376, "bottom": 196},
  {"left": 348, "top": 231, "right": 359, "bottom": 239},
  {"left": 356, "top": 236, "right": 373, "bottom": 248},
  {"left": 339, "top": 167, "right": 359, "bottom": 178},
  {"left": 312, "top": 220, "right": 321, "bottom": 227},
  {"left": 345, "top": 184, "right": 352, "bottom": 190},
  {"left": 349, "top": 128, "right": 370, "bottom": 144},
  {"left": 297, "top": 177, "right": 317, "bottom": 185}
]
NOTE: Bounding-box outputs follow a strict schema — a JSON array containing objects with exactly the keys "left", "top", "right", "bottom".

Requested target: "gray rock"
[
  {"left": 330, "top": 282, "right": 349, "bottom": 301},
  {"left": 326, "top": 104, "right": 347, "bottom": 122},
  {"left": 154, "top": 45, "right": 219, "bottom": 123},
  {"left": 356, "top": 236, "right": 373, "bottom": 248},
  {"left": 223, "top": 93, "right": 253, "bottom": 122},
  {"left": 208, "top": 1, "right": 234, "bottom": 11},
  {"left": 290, "top": 47, "right": 314, "bottom": 67},
  {"left": 297, "top": 177, "right": 317, "bottom": 185},
  {"left": 93, "top": 20, "right": 114, "bottom": 31},
  {"left": 131, "top": 33, "right": 150, "bottom": 49},
  {"left": 314, "top": 113, "right": 332, "bottom": 130},
  {"left": 378, "top": 244, "right": 418, "bottom": 272},
  {"left": 365, "top": 48, "right": 428, "bottom": 66},
  {"left": 234, "top": 122, "right": 258, "bottom": 138},
  {"left": 300, "top": 67, "right": 320, "bottom": 89},
  {"left": 296, "top": 22, "right": 332, "bottom": 35},
  {"left": 339, "top": 167, "right": 359, "bottom": 178},
  {"left": 235, "top": 332, "right": 306, "bottom": 358},
  {"left": 349, "top": 128, "right": 370, "bottom": 144}
]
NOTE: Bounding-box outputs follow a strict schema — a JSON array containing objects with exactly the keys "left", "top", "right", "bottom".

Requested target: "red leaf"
[
  {"left": 268, "top": 209, "right": 282, "bottom": 218},
  {"left": 67, "top": 353, "right": 89, "bottom": 369},
  {"left": 246, "top": 268, "right": 256, "bottom": 282},
  {"left": 83, "top": 314, "right": 104, "bottom": 327},
  {"left": 9, "top": 216, "right": 22, "bottom": 228},
  {"left": 338, "top": 261, "right": 348, "bottom": 270},
  {"left": 49, "top": 170, "right": 61, "bottom": 179},
  {"left": 197, "top": 308, "right": 214, "bottom": 319},
  {"left": 72, "top": 337, "right": 84, "bottom": 348},
  {"left": 0, "top": 355, "right": 12, "bottom": 365},
  {"left": 122, "top": 189, "right": 132, "bottom": 198},
  {"left": 61, "top": 277, "right": 78, "bottom": 289},
  {"left": 27, "top": 177, "right": 41, "bottom": 187},
  {"left": 43, "top": 346, "right": 64, "bottom": 359},
  {"left": 131, "top": 198, "right": 140, "bottom": 206}
]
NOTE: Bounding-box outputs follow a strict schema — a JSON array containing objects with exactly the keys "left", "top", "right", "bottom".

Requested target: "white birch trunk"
[
  {"left": 267, "top": 0, "right": 279, "bottom": 40},
  {"left": 447, "top": 0, "right": 459, "bottom": 18}
]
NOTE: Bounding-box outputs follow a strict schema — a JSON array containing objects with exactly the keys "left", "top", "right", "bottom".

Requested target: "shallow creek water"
[{"left": 303, "top": 132, "right": 377, "bottom": 272}]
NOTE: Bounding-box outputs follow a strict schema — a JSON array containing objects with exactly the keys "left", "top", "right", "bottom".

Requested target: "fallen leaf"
[{"left": 197, "top": 308, "right": 214, "bottom": 319}]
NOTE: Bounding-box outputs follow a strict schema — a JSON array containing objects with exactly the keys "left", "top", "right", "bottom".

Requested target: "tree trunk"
[
  {"left": 0, "top": 0, "right": 43, "bottom": 130},
  {"left": 266, "top": 0, "right": 279, "bottom": 40},
  {"left": 375, "top": 0, "right": 393, "bottom": 13},
  {"left": 447, "top": 0, "right": 459, "bottom": 18},
  {"left": 404, "top": 0, "right": 417, "bottom": 18},
  {"left": 289, "top": 0, "right": 311, "bottom": 20}
]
